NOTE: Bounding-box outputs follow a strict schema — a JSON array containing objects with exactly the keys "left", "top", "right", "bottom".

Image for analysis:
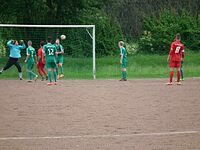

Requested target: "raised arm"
[{"left": 7, "top": 40, "right": 13, "bottom": 48}]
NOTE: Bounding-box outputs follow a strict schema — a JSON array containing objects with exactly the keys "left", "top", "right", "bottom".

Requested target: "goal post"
[{"left": 0, "top": 24, "right": 96, "bottom": 79}]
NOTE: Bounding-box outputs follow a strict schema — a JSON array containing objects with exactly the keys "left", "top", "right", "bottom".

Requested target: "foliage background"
[{"left": 0, "top": 0, "right": 200, "bottom": 56}]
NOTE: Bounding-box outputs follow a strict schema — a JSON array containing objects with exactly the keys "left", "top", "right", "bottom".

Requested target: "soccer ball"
[{"left": 60, "top": 35, "right": 66, "bottom": 40}]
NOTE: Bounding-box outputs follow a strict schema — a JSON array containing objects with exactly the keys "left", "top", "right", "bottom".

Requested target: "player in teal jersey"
[
  {"left": 54, "top": 38, "right": 64, "bottom": 79},
  {"left": 118, "top": 41, "right": 128, "bottom": 81},
  {"left": 0, "top": 40, "right": 26, "bottom": 80},
  {"left": 43, "top": 37, "right": 58, "bottom": 85},
  {"left": 25, "top": 41, "right": 38, "bottom": 82}
]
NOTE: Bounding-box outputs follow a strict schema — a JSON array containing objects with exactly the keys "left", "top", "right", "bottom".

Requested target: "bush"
[
  {"left": 0, "top": 38, "right": 6, "bottom": 57},
  {"left": 139, "top": 10, "right": 200, "bottom": 54}
]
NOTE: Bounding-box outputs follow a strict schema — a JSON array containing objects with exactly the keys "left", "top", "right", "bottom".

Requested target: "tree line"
[{"left": 0, "top": 0, "right": 200, "bottom": 56}]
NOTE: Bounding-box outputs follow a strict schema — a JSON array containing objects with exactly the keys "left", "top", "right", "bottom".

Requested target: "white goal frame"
[{"left": 0, "top": 24, "right": 96, "bottom": 79}]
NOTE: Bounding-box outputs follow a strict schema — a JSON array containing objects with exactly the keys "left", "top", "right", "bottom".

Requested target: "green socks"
[
  {"left": 60, "top": 66, "right": 63, "bottom": 74},
  {"left": 48, "top": 71, "right": 52, "bottom": 82},
  {"left": 121, "top": 71, "right": 127, "bottom": 79},
  {"left": 53, "top": 71, "right": 57, "bottom": 82}
]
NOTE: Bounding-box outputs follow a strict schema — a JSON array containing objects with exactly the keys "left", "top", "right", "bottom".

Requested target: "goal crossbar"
[
  {"left": 0, "top": 24, "right": 96, "bottom": 79},
  {"left": 0, "top": 24, "right": 95, "bottom": 28}
]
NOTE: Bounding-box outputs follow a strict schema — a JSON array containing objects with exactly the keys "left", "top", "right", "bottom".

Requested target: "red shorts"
[
  {"left": 37, "top": 62, "right": 45, "bottom": 68},
  {"left": 169, "top": 61, "right": 181, "bottom": 68}
]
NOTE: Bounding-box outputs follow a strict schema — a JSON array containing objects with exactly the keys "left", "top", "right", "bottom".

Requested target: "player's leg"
[
  {"left": 0, "top": 57, "right": 16, "bottom": 74},
  {"left": 27, "top": 63, "right": 32, "bottom": 81},
  {"left": 58, "top": 63, "right": 64, "bottom": 78},
  {"left": 167, "top": 61, "right": 174, "bottom": 85},
  {"left": 52, "top": 62, "right": 57, "bottom": 84},
  {"left": 176, "top": 61, "right": 181, "bottom": 85},
  {"left": 120, "top": 61, "right": 127, "bottom": 81},
  {"left": 169, "top": 67, "right": 174, "bottom": 83},
  {"left": 177, "top": 67, "right": 181, "bottom": 85},
  {"left": 56, "top": 58, "right": 59, "bottom": 78},
  {"left": 41, "top": 63, "right": 48, "bottom": 80},
  {"left": 14, "top": 60, "right": 23, "bottom": 80},
  {"left": 58, "top": 56, "right": 64, "bottom": 78},
  {"left": 27, "top": 63, "right": 37, "bottom": 81},
  {"left": 37, "top": 63, "right": 44, "bottom": 80},
  {"left": 46, "top": 62, "right": 53, "bottom": 84},
  {"left": 180, "top": 61, "right": 184, "bottom": 81}
]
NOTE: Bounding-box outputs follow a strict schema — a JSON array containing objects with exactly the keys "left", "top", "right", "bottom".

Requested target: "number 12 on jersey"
[{"left": 48, "top": 48, "right": 54, "bottom": 55}]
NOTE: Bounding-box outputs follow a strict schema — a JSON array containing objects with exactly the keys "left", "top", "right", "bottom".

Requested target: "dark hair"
[
  {"left": 13, "top": 40, "right": 18, "bottom": 44},
  {"left": 40, "top": 41, "right": 44, "bottom": 47},
  {"left": 176, "top": 33, "right": 181, "bottom": 40},
  {"left": 47, "top": 36, "right": 52, "bottom": 43}
]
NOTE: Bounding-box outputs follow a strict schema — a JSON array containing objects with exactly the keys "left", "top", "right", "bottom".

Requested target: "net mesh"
[{"left": 0, "top": 26, "right": 94, "bottom": 79}]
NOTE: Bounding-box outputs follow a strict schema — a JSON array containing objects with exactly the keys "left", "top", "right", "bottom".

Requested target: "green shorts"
[
  {"left": 121, "top": 61, "right": 128, "bottom": 68},
  {"left": 181, "top": 61, "right": 183, "bottom": 68},
  {"left": 57, "top": 55, "right": 64, "bottom": 64},
  {"left": 27, "top": 62, "right": 34, "bottom": 70},
  {"left": 46, "top": 61, "right": 57, "bottom": 69}
]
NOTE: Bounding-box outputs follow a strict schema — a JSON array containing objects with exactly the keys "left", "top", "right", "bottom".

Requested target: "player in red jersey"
[
  {"left": 37, "top": 41, "right": 48, "bottom": 81},
  {"left": 167, "top": 33, "right": 184, "bottom": 85}
]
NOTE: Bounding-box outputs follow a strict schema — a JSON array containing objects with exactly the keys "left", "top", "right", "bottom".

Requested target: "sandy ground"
[{"left": 0, "top": 79, "right": 200, "bottom": 150}]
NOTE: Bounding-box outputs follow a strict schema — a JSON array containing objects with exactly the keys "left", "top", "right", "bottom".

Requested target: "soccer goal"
[{"left": 0, "top": 24, "right": 96, "bottom": 79}]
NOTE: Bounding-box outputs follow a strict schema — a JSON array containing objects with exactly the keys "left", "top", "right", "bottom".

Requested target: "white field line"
[{"left": 0, "top": 131, "right": 199, "bottom": 141}]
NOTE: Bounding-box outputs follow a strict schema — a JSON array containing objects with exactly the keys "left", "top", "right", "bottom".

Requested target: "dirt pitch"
[{"left": 0, "top": 79, "right": 200, "bottom": 150}]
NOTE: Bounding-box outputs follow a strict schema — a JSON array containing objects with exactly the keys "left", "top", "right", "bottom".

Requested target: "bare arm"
[
  {"left": 25, "top": 55, "right": 30, "bottom": 63},
  {"left": 120, "top": 54, "right": 123, "bottom": 64}
]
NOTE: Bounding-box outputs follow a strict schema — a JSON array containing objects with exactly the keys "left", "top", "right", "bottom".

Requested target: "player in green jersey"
[
  {"left": 24, "top": 40, "right": 38, "bottom": 82},
  {"left": 43, "top": 37, "right": 58, "bottom": 85},
  {"left": 118, "top": 41, "right": 128, "bottom": 81},
  {"left": 54, "top": 38, "right": 64, "bottom": 79}
]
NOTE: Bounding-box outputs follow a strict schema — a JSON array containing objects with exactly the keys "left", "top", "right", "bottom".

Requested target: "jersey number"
[
  {"left": 175, "top": 46, "right": 181, "bottom": 54},
  {"left": 48, "top": 49, "right": 54, "bottom": 55}
]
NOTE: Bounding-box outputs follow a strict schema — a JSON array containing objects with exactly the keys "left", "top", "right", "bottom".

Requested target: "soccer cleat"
[
  {"left": 41, "top": 77, "right": 44, "bottom": 81},
  {"left": 57, "top": 74, "right": 60, "bottom": 80},
  {"left": 119, "top": 78, "right": 124, "bottom": 81},
  {"left": 34, "top": 75, "right": 38, "bottom": 82},
  {"left": 54, "top": 82, "right": 57, "bottom": 85},
  {"left": 177, "top": 82, "right": 182, "bottom": 85},
  {"left": 47, "top": 82, "right": 54, "bottom": 86},
  {"left": 180, "top": 78, "right": 184, "bottom": 81},
  {"left": 46, "top": 76, "right": 48, "bottom": 81},
  {"left": 19, "top": 78, "right": 23, "bottom": 80},
  {"left": 166, "top": 82, "right": 173, "bottom": 85},
  {"left": 27, "top": 80, "right": 32, "bottom": 83},
  {"left": 119, "top": 78, "right": 127, "bottom": 81},
  {"left": 59, "top": 74, "right": 64, "bottom": 78}
]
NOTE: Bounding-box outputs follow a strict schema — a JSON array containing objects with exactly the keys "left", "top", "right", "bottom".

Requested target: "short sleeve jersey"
[
  {"left": 38, "top": 47, "right": 45, "bottom": 64},
  {"left": 169, "top": 40, "right": 184, "bottom": 62},
  {"left": 26, "top": 46, "right": 36, "bottom": 63},
  {"left": 54, "top": 44, "right": 64, "bottom": 56},
  {"left": 43, "top": 43, "right": 57, "bottom": 62},
  {"left": 120, "top": 47, "right": 128, "bottom": 62}
]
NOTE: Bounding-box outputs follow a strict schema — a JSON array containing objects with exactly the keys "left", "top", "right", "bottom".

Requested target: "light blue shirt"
[{"left": 7, "top": 40, "right": 26, "bottom": 58}]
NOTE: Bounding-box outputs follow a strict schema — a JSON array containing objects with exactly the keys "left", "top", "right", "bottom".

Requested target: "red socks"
[
  {"left": 177, "top": 71, "right": 180, "bottom": 82},
  {"left": 170, "top": 71, "right": 174, "bottom": 83}
]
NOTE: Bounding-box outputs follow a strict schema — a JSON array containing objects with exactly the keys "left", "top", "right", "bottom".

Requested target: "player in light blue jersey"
[{"left": 0, "top": 40, "right": 26, "bottom": 80}]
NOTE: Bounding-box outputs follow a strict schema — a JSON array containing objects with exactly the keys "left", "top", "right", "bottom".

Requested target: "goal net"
[{"left": 0, "top": 24, "right": 96, "bottom": 79}]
